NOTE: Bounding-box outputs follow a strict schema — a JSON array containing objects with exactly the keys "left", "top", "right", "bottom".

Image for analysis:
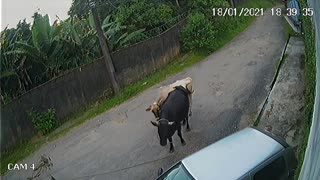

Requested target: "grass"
[
  {"left": 0, "top": 0, "right": 275, "bottom": 175},
  {"left": 254, "top": 115, "right": 262, "bottom": 126},
  {"left": 237, "top": 0, "right": 276, "bottom": 8},
  {"left": 282, "top": 17, "right": 298, "bottom": 39},
  {"left": 0, "top": 139, "right": 44, "bottom": 174},
  {"left": 294, "top": 0, "right": 317, "bottom": 179}
]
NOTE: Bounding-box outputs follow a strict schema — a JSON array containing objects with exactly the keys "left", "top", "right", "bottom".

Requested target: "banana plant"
[
  {"left": 101, "top": 15, "right": 147, "bottom": 50},
  {"left": 9, "top": 13, "right": 64, "bottom": 79},
  {"left": 59, "top": 14, "right": 100, "bottom": 68},
  {"left": 1, "top": 20, "right": 34, "bottom": 103}
]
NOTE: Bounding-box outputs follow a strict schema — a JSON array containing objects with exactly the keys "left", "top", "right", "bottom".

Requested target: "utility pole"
[{"left": 88, "top": 0, "right": 120, "bottom": 94}]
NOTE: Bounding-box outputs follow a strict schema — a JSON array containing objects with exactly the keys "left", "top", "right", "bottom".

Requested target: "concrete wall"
[
  {"left": 113, "top": 21, "right": 182, "bottom": 86},
  {"left": 1, "top": 20, "right": 185, "bottom": 152}
]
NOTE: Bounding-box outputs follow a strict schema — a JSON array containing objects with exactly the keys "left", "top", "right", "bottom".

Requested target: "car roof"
[{"left": 181, "top": 127, "right": 284, "bottom": 180}]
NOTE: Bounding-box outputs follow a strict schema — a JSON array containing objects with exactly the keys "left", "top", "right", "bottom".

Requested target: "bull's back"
[{"left": 161, "top": 89, "right": 189, "bottom": 121}]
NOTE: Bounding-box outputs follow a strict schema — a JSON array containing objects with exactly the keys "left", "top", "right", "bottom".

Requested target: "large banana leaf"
[
  {"left": 7, "top": 42, "right": 41, "bottom": 59},
  {"left": 88, "top": 13, "right": 95, "bottom": 29},
  {"left": 64, "top": 20, "right": 81, "bottom": 45},
  {"left": 119, "top": 28, "right": 146, "bottom": 47},
  {"left": 0, "top": 70, "right": 17, "bottom": 79},
  {"left": 102, "top": 15, "right": 113, "bottom": 30},
  {"left": 50, "top": 23, "right": 63, "bottom": 41},
  {"left": 31, "top": 14, "right": 51, "bottom": 52}
]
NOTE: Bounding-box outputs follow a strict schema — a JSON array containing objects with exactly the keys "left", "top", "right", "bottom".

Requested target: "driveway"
[{"left": 4, "top": 10, "right": 286, "bottom": 180}]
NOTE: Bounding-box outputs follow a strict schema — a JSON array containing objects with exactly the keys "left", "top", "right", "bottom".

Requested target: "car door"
[{"left": 249, "top": 150, "right": 289, "bottom": 180}]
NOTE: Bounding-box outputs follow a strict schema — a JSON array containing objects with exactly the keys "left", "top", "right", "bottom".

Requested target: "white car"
[{"left": 156, "top": 127, "right": 297, "bottom": 180}]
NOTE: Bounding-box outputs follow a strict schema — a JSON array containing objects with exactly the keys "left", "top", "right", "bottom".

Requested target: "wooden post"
[{"left": 88, "top": 0, "right": 120, "bottom": 94}]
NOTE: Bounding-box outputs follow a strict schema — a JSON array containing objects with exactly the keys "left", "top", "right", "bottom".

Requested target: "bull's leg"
[
  {"left": 186, "top": 116, "right": 191, "bottom": 132},
  {"left": 178, "top": 128, "right": 186, "bottom": 146},
  {"left": 182, "top": 118, "right": 186, "bottom": 125},
  {"left": 188, "top": 96, "right": 192, "bottom": 117},
  {"left": 168, "top": 137, "right": 174, "bottom": 153}
]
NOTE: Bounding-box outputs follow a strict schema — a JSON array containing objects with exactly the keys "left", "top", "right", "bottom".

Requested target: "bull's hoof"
[
  {"left": 169, "top": 148, "right": 174, "bottom": 153},
  {"left": 189, "top": 112, "right": 192, "bottom": 116},
  {"left": 186, "top": 127, "right": 191, "bottom": 132}
]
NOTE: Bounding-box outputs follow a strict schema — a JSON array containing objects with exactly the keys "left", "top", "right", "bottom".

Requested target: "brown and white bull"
[{"left": 146, "top": 77, "right": 194, "bottom": 119}]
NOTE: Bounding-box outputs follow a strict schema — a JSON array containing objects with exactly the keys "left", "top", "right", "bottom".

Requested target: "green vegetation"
[
  {"left": 100, "top": 15, "right": 147, "bottom": 50},
  {"left": 0, "top": 139, "right": 45, "bottom": 175},
  {"left": 181, "top": 12, "right": 218, "bottom": 52},
  {"left": 187, "top": 0, "right": 229, "bottom": 17},
  {"left": 0, "top": 0, "right": 275, "bottom": 103},
  {"left": 282, "top": 17, "right": 298, "bottom": 39},
  {"left": 68, "top": 0, "right": 181, "bottom": 20},
  {"left": 294, "top": 0, "right": 316, "bottom": 179},
  {"left": 0, "top": 0, "right": 177, "bottom": 104},
  {"left": 0, "top": 13, "right": 101, "bottom": 104},
  {"left": 0, "top": 0, "right": 276, "bottom": 175},
  {"left": 181, "top": 0, "right": 275, "bottom": 53},
  {"left": 114, "top": 0, "right": 174, "bottom": 30},
  {"left": 28, "top": 109, "right": 57, "bottom": 135}
]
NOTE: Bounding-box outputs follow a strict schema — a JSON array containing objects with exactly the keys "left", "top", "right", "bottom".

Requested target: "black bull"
[{"left": 151, "top": 86, "right": 191, "bottom": 153}]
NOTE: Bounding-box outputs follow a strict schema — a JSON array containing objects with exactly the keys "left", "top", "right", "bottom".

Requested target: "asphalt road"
[{"left": 4, "top": 10, "right": 286, "bottom": 180}]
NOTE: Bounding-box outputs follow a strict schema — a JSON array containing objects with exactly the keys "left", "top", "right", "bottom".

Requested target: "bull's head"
[
  {"left": 151, "top": 119, "right": 174, "bottom": 146},
  {"left": 146, "top": 103, "right": 160, "bottom": 119}
]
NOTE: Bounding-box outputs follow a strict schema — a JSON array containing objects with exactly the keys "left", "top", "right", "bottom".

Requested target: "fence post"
[{"left": 88, "top": 0, "right": 120, "bottom": 94}]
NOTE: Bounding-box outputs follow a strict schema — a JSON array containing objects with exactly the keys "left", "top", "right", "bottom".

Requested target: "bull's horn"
[
  {"left": 146, "top": 106, "right": 152, "bottom": 111},
  {"left": 168, "top": 122, "right": 174, "bottom": 125},
  {"left": 151, "top": 121, "right": 160, "bottom": 127}
]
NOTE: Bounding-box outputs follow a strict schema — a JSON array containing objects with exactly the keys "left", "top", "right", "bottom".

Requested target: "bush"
[
  {"left": 187, "top": 0, "right": 229, "bottom": 18},
  {"left": 114, "top": 0, "right": 174, "bottom": 30},
  {"left": 181, "top": 12, "right": 217, "bottom": 52},
  {"left": 28, "top": 108, "right": 57, "bottom": 135}
]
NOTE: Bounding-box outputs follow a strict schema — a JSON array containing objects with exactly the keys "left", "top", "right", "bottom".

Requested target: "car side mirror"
[{"left": 157, "top": 168, "right": 163, "bottom": 176}]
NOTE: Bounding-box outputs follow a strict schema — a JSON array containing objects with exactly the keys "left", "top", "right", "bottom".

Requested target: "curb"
[{"left": 253, "top": 36, "right": 291, "bottom": 126}]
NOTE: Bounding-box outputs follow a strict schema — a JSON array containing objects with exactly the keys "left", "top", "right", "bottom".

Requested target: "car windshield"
[{"left": 158, "top": 162, "right": 194, "bottom": 180}]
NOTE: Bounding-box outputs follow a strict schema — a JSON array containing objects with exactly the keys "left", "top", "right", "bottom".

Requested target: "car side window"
[
  {"left": 253, "top": 156, "right": 287, "bottom": 180},
  {"left": 157, "top": 162, "right": 194, "bottom": 180}
]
